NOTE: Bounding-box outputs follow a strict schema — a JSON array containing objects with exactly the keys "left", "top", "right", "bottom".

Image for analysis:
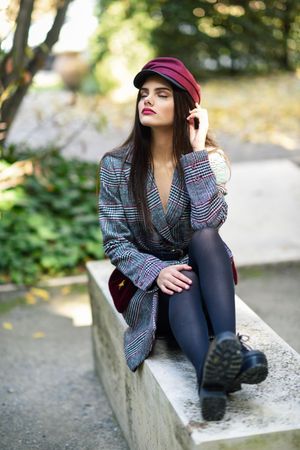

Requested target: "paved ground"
[
  {"left": 220, "top": 158, "right": 300, "bottom": 266},
  {"left": 2, "top": 90, "right": 300, "bottom": 449},
  {"left": 0, "top": 287, "right": 129, "bottom": 450},
  {"left": 6, "top": 91, "right": 300, "bottom": 165},
  {"left": 236, "top": 263, "right": 300, "bottom": 354}
]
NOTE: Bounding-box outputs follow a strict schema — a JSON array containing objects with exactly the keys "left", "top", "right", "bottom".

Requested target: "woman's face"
[{"left": 138, "top": 75, "right": 174, "bottom": 128}]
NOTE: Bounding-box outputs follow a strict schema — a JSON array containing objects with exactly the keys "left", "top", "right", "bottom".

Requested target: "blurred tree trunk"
[
  {"left": 281, "top": 1, "right": 296, "bottom": 71},
  {"left": 0, "top": 0, "right": 73, "bottom": 146}
]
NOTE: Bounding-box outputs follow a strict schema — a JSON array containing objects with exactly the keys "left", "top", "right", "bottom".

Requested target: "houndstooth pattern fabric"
[{"left": 99, "top": 145, "right": 233, "bottom": 371}]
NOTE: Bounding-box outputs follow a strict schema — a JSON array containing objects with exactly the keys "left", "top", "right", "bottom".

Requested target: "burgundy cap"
[{"left": 133, "top": 57, "right": 201, "bottom": 104}]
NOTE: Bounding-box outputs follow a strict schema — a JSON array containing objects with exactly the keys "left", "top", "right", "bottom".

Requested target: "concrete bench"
[{"left": 87, "top": 260, "right": 300, "bottom": 450}]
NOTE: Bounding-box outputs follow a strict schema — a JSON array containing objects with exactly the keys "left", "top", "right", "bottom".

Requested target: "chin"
[{"left": 140, "top": 117, "right": 156, "bottom": 127}]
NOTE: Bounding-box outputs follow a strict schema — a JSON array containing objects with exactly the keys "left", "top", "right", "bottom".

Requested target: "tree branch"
[
  {"left": 27, "top": 0, "right": 74, "bottom": 76},
  {"left": 12, "top": 0, "right": 35, "bottom": 74},
  {"left": 44, "top": 0, "right": 74, "bottom": 50},
  {"left": 1, "top": 0, "right": 74, "bottom": 142}
]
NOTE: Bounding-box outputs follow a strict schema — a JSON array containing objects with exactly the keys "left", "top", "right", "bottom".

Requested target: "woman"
[{"left": 99, "top": 57, "right": 268, "bottom": 421}]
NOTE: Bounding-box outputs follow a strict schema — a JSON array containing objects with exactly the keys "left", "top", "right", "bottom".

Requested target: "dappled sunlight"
[
  {"left": 268, "top": 132, "right": 298, "bottom": 151},
  {"left": 48, "top": 298, "right": 92, "bottom": 327},
  {"left": 202, "top": 73, "right": 300, "bottom": 150},
  {"left": 25, "top": 285, "right": 93, "bottom": 327},
  {"left": 0, "top": 284, "right": 92, "bottom": 327}
]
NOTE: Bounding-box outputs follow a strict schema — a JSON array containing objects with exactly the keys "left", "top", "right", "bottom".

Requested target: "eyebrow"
[{"left": 139, "top": 87, "right": 172, "bottom": 92}]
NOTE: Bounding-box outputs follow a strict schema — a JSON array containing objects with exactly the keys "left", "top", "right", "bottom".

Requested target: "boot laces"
[{"left": 237, "top": 333, "right": 253, "bottom": 351}]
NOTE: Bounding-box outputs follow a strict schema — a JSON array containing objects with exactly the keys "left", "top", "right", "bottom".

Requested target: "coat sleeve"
[
  {"left": 99, "top": 155, "right": 168, "bottom": 292},
  {"left": 180, "top": 149, "right": 228, "bottom": 230},
  {"left": 208, "top": 149, "right": 231, "bottom": 195}
]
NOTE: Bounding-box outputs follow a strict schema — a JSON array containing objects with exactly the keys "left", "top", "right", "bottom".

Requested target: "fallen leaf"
[
  {"left": 32, "top": 331, "right": 45, "bottom": 339},
  {"left": 61, "top": 286, "right": 71, "bottom": 295},
  {"left": 25, "top": 293, "right": 37, "bottom": 304},
  {"left": 30, "top": 287, "right": 50, "bottom": 301},
  {"left": 3, "top": 322, "right": 13, "bottom": 330}
]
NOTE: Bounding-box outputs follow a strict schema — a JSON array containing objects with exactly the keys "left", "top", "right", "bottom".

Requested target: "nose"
[{"left": 144, "top": 93, "right": 153, "bottom": 106}]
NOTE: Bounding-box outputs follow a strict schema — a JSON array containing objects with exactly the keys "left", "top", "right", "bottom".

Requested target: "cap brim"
[{"left": 133, "top": 70, "right": 185, "bottom": 91}]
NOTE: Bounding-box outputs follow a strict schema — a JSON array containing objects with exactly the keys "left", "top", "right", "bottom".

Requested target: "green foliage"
[
  {"left": 144, "top": 0, "right": 300, "bottom": 76},
  {"left": 93, "top": 0, "right": 300, "bottom": 89},
  {"left": 0, "top": 146, "right": 105, "bottom": 285},
  {"left": 90, "top": 0, "right": 155, "bottom": 95}
]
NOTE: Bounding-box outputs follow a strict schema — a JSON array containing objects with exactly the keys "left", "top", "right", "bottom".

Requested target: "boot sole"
[
  {"left": 200, "top": 388, "right": 227, "bottom": 422},
  {"left": 227, "top": 353, "right": 268, "bottom": 393},
  {"left": 200, "top": 334, "right": 242, "bottom": 421},
  {"left": 239, "top": 362, "right": 268, "bottom": 385}
]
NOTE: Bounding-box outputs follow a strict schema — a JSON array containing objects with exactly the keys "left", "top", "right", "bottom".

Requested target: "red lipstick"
[{"left": 142, "top": 108, "right": 156, "bottom": 115}]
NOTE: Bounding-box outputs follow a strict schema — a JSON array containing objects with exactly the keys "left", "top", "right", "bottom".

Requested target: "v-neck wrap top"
[{"left": 99, "top": 144, "right": 233, "bottom": 371}]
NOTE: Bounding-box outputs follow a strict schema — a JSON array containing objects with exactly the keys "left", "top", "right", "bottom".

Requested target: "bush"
[{"left": 0, "top": 146, "right": 105, "bottom": 285}]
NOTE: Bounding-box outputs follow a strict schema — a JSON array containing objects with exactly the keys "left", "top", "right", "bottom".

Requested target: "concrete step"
[
  {"left": 220, "top": 158, "right": 300, "bottom": 267},
  {"left": 87, "top": 260, "right": 300, "bottom": 450}
]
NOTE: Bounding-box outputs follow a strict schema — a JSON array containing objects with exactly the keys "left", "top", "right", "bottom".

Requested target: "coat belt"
[{"left": 151, "top": 247, "right": 188, "bottom": 261}]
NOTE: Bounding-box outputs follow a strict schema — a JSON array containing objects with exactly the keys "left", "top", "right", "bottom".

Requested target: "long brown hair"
[{"left": 103, "top": 84, "right": 224, "bottom": 231}]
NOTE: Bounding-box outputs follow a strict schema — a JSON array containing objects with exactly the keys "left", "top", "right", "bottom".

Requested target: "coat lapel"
[
  {"left": 146, "top": 168, "right": 175, "bottom": 243},
  {"left": 122, "top": 147, "right": 189, "bottom": 243},
  {"left": 146, "top": 166, "right": 189, "bottom": 241},
  {"left": 164, "top": 167, "right": 189, "bottom": 228}
]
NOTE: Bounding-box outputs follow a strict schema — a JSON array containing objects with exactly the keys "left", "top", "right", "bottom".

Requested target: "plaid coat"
[{"left": 99, "top": 145, "right": 233, "bottom": 372}]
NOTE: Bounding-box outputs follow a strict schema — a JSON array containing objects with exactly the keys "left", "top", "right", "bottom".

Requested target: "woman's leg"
[
  {"left": 188, "top": 228, "right": 236, "bottom": 335},
  {"left": 186, "top": 229, "right": 268, "bottom": 395},
  {"left": 158, "top": 270, "right": 210, "bottom": 383}
]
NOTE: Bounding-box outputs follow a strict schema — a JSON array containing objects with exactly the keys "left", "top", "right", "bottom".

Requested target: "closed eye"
[
  {"left": 140, "top": 93, "right": 169, "bottom": 98},
  {"left": 139, "top": 87, "right": 172, "bottom": 98}
]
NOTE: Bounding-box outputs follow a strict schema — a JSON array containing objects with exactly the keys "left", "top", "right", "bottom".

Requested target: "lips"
[{"left": 142, "top": 108, "right": 156, "bottom": 115}]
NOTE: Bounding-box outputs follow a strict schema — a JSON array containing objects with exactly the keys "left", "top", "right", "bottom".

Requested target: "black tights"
[{"left": 156, "top": 228, "right": 236, "bottom": 383}]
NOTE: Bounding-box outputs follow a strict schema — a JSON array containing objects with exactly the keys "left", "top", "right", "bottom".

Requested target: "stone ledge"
[{"left": 87, "top": 260, "right": 300, "bottom": 450}]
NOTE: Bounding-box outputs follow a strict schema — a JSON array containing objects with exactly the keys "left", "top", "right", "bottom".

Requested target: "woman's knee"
[
  {"left": 191, "top": 228, "right": 218, "bottom": 242},
  {"left": 188, "top": 228, "right": 218, "bottom": 252},
  {"left": 180, "top": 269, "right": 199, "bottom": 284}
]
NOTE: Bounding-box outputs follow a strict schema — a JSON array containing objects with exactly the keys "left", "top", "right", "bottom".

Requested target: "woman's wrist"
[{"left": 193, "top": 145, "right": 206, "bottom": 152}]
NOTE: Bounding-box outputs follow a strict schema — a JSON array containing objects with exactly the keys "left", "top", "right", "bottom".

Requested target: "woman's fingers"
[
  {"left": 160, "top": 280, "right": 180, "bottom": 295},
  {"left": 157, "top": 264, "right": 193, "bottom": 294},
  {"left": 165, "top": 279, "right": 185, "bottom": 293},
  {"left": 161, "top": 286, "right": 175, "bottom": 295},
  {"left": 187, "top": 111, "right": 207, "bottom": 121},
  {"left": 174, "top": 272, "right": 193, "bottom": 286},
  {"left": 175, "top": 264, "right": 192, "bottom": 271},
  {"left": 189, "top": 102, "right": 203, "bottom": 112},
  {"left": 160, "top": 275, "right": 190, "bottom": 294},
  {"left": 172, "top": 265, "right": 193, "bottom": 283},
  {"left": 187, "top": 106, "right": 207, "bottom": 118},
  {"left": 169, "top": 277, "right": 189, "bottom": 290},
  {"left": 168, "top": 271, "right": 192, "bottom": 289},
  {"left": 173, "top": 264, "right": 193, "bottom": 276}
]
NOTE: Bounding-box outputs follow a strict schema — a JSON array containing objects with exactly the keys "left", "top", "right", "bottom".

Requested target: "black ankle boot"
[
  {"left": 199, "top": 331, "right": 242, "bottom": 420},
  {"left": 226, "top": 333, "right": 268, "bottom": 393}
]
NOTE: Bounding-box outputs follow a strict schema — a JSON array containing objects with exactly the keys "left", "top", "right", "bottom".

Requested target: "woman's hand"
[
  {"left": 156, "top": 264, "right": 193, "bottom": 295},
  {"left": 186, "top": 103, "right": 209, "bottom": 151}
]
